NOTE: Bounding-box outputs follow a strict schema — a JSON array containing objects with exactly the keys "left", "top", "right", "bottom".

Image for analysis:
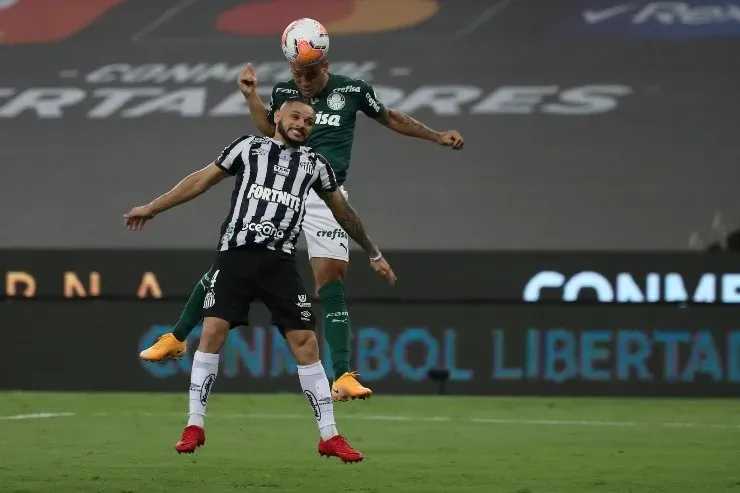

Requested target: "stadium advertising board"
[
  {"left": 550, "top": 0, "right": 740, "bottom": 39},
  {"left": 2, "top": 250, "right": 740, "bottom": 303},
  {"left": 0, "top": 61, "right": 634, "bottom": 119},
  {"left": 3, "top": 301, "right": 738, "bottom": 396}
]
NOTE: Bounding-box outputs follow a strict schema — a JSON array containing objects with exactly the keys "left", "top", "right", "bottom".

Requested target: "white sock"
[
  {"left": 188, "top": 350, "right": 219, "bottom": 428},
  {"left": 298, "top": 362, "right": 338, "bottom": 440}
]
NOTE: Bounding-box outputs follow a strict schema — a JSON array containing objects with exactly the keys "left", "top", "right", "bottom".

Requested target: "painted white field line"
[
  {"left": 89, "top": 411, "right": 451, "bottom": 422},
  {"left": 0, "top": 412, "right": 75, "bottom": 420},
  {"left": 471, "top": 418, "right": 638, "bottom": 427},
  {"left": 5, "top": 411, "right": 739, "bottom": 430},
  {"left": 79, "top": 412, "right": 740, "bottom": 430}
]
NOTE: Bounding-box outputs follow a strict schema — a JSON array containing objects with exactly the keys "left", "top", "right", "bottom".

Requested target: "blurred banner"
[
  {"left": 3, "top": 250, "right": 739, "bottom": 396},
  {"left": 3, "top": 301, "right": 738, "bottom": 396},
  {"left": 2, "top": 249, "right": 740, "bottom": 303}
]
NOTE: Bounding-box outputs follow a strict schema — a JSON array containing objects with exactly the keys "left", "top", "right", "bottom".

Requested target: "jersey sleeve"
[
  {"left": 311, "top": 153, "right": 338, "bottom": 194},
  {"left": 215, "top": 135, "right": 252, "bottom": 175},
  {"left": 358, "top": 79, "right": 386, "bottom": 119}
]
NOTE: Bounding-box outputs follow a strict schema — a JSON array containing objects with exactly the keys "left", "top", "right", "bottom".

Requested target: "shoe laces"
[
  {"left": 341, "top": 371, "right": 366, "bottom": 388},
  {"left": 341, "top": 371, "right": 360, "bottom": 381},
  {"left": 155, "top": 334, "right": 172, "bottom": 345}
]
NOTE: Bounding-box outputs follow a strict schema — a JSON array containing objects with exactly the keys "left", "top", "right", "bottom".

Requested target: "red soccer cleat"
[
  {"left": 175, "top": 425, "right": 205, "bottom": 454},
  {"left": 318, "top": 435, "right": 364, "bottom": 463}
]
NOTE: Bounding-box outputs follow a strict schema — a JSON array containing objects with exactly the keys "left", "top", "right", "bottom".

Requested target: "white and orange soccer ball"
[{"left": 281, "top": 18, "right": 330, "bottom": 65}]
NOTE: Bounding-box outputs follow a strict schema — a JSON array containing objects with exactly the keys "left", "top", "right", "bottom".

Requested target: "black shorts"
[{"left": 202, "top": 247, "right": 316, "bottom": 336}]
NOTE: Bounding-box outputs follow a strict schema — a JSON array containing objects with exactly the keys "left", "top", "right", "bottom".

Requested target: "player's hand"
[
  {"left": 123, "top": 205, "right": 156, "bottom": 231},
  {"left": 436, "top": 130, "right": 464, "bottom": 150},
  {"left": 237, "top": 63, "right": 258, "bottom": 96},
  {"left": 370, "top": 256, "right": 397, "bottom": 286}
]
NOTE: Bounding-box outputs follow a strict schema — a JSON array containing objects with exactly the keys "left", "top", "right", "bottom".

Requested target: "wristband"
[{"left": 370, "top": 252, "right": 383, "bottom": 262}]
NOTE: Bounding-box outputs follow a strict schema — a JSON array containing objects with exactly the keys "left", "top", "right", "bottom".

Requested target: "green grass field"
[{"left": 1, "top": 392, "right": 739, "bottom": 492}]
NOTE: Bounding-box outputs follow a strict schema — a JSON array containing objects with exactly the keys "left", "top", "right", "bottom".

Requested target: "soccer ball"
[{"left": 281, "top": 18, "right": 330, "bottom": 66}]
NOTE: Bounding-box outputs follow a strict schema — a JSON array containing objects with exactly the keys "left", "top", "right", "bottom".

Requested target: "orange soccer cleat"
[
  {"left": 140, "top": 333, "right": 187, "bottom": 362},
  {"left": 331, "top": 371, "right": 372, "bottom": 402}
]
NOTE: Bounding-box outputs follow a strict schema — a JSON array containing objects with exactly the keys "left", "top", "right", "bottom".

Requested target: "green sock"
[
  {"left": 172, "top": 268, "right": 214, "bottom": 342},
  {"left": 318, "top": 280, "right": 351, "bottom": 379}
]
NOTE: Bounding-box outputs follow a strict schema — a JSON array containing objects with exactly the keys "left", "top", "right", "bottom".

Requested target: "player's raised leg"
[
  {"left": 303, "top": 189, "right": 372, "bottom": 401},
  {"left": 312, "top": 258, "right": 371, "bottom": 400},
  {"left": 140, "top": 266, "right": 216, "bottom": 362},
  {"left": 175, "top": 315, "right": 228, "bottom": 453},
  {"left": 285, "top": 327, "right": 363, "bottom": 463}
]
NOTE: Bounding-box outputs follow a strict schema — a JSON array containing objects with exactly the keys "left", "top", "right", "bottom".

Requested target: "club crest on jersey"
[
  {"left": 315, "top": 111, "right": 341, "bottom": 127},
  {"left": 326, "top": 92, "right": 345, "bottom": 110},
  {"left": 299, "top": 154, "right": 315, "bottom": 174}
]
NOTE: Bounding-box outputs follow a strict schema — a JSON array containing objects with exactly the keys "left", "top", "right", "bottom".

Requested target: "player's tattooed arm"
[
  {"left": 376, "top": 108, "right": 441, "bottom": 143},
  {"left": 318, "top": 189, "right": 380, "bottom": 258},
  {"left": 377, "top": 109, "right": 465, "bottom": 149}
]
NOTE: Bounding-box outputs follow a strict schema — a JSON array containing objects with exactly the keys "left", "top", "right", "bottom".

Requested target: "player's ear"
[{"left": 273, "top": 109, "right": 280, "bottom": 125}]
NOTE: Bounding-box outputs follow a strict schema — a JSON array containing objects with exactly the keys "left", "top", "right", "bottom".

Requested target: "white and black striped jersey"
[{"left": 214, "top": 135, "right": 338, "bottom": 254}]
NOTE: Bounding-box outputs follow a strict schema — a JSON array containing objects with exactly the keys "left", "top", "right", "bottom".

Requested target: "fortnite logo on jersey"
[
  {"left": 315, "top": 111, "right": 341, "bottom": 126},
  {"left": 247, "top": 184, "right": 302, "bottom": 211}
]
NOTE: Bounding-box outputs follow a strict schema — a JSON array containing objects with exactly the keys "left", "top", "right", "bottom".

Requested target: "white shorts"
[{"left": 302, "top": 186, "right": 350, "bottom": 262}]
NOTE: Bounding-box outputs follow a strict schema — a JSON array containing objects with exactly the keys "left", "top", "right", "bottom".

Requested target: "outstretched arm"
[
  {"left": 376, "top": 108, "right": 440, "bottom": 142},
  {"left": 376, "top": 108, "right": 464, "bottom": 149},
  {"left": 148, "top": 163, "right": 228, "bottom": 214},
  {"left": 357, "top": 80, "right": 464, "bottom": 149},
  {"left": 124, "top": 163, "right": 227, "bottom": 230}
]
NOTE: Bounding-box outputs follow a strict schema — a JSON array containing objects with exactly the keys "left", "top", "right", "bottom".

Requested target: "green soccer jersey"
[{"left": 267, "top": 73, "right": 386, "bottom": 185}]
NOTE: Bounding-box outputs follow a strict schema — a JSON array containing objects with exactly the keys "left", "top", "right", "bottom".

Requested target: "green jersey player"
[{"left": 140, "top": 59, "right": 464, "bottom": 401}]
